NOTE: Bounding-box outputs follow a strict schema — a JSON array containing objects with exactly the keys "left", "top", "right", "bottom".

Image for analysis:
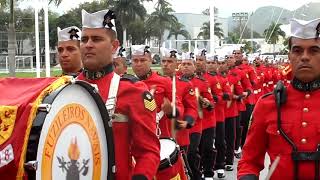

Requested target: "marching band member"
[
  {"left": 180, "top": 52, "right": 214, "bottom": 180},
  {"left": 57, "top": 26, "right": 83, "bottom": 77},
  {"left": 238, "top": 18, "right": 320, "bottom": 180},
  {"left": 113, "top": 47, "right": 128, "bottom": 75},
  {"left": 131, "top": 45, "right": 185, "bottom": 179},
  {"left": 195, "top": 49, "right": 217, "bottom": 180},
  {"left": 77, "top": 9, "right": 160, "bottom": 180}
]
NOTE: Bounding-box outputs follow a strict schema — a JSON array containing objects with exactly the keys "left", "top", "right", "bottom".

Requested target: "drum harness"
[
  {"left": 105, "top": 73, "right": 124, "bottom": 124},
  {"left": 274, "top": 81, "right": 320, "bottom": 180}
]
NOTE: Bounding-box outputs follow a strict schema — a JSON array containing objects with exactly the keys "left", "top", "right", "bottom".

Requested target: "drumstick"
[
  {"left": 265, "top": 155, "right": 280, "bottom": 180},
  {"left": 195, "top": 87, "right": 203, "bottom": 119},
  {"left": 171, "top": 73, "right": 176, "bottom": 139}
]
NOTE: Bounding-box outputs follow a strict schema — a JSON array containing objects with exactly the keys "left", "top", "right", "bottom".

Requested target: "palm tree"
[
  {"left": 198, "top": 21, "right": 224, "bottom": 39},
  {"left": 146, "top": 2, "right": 178, "bottom": 52},
  {"left": 197, "top": 21, "right": 224, "bottom": 48},
  {"left": 167, "top": 22, "right": 190, "bottom": 49},
  {"left": 108, "top": 0, "right": 147, "bottom": 47},
  {"left": 263, "top": 22, "right": 286, "bottom": 54}
]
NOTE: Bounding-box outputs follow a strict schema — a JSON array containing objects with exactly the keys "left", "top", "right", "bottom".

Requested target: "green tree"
[
  {"left": 197, "top": 21, "right": 224, "bottom": 39},
  {"left": 225, "top": 32, "right": 240, "bottom": 44},
  {"left": 263, "top": 21, "right": 286, "bottom": 53},
  {"left": 146, "top": 1, "right": 178, "bottom": 52},
  {"left": 127, "top": 19, "right": 150, "bottom": 45},
  {"left": 197, "top": 21, "right": 224, "bottom": 48},
  {"left": 109, "top": 0, "right": 147, "bottom": 46},
  {"left": 167, "top": 22, "right": 190, "bottom": 49}
]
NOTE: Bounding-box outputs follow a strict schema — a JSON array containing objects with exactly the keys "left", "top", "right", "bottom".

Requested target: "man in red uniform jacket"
[
  {"left": 238, "top": 18, "right": 320, "bottom": 180},
  {"left": 206, "top": 58, "right": 231, "bottom": 178},
  {"left": 195, "top": 49, "right": 217, "bottom": 179},
  {"left": 181, "top": 52, "right": 215, "bottom": 180},
  {"left": 131, "top": 46, "right": 185, "bottom": 180},
  {"left": 77, "top": 9, "right": 160, "bottom": 180},
  {"left": 161, "top": 48, "right": 198, "bottom": 152}
]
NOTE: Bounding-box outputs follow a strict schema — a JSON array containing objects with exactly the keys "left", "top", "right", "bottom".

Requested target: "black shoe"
[
  {"left": 235, "top": 152, "right": 242, "bottom": 159},
  {"left": 217, "top": 169, "right": 226, "bottom": 178},
  {"left": 225, "top": 165, "right": 233, "bottom": 171}
]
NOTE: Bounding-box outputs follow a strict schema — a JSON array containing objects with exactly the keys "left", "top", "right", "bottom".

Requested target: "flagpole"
[
  {"left": 35, "top": 0, "right": 40, "bottom": 77},
  {"left": 210, "top": 1, "right": 215, "bottom": 54},
  {"left": 44, "top": 0, "right": 50, "bottom": 77}
]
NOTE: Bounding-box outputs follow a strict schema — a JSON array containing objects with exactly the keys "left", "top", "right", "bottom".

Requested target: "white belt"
[
  {"left": 263, "top": 83, "right": 267, "bottom": 87},
  {"left": 268, "top": 81, "right": 274, "bottom": 85},
  {"left": 156, "top": 110, "right": 165, "bottom": 122},
  {"left": 112, "top": 113, "right": 129, "bottom": 123}
]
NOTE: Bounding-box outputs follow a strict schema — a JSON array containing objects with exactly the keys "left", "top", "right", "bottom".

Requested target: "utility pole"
[{"left": 232, "top": 12, "right": 249, "bottom": 41}]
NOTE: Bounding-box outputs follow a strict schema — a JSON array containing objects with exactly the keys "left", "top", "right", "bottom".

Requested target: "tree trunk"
[
  {"left": 273, "top": 43, "right": 276, "bottom": 59},
  {"left": 175, "top": 35, "right": 178, "bottom": 49},
  {"left": 8, "top": 0, "right": 16, "bottom": 77}
]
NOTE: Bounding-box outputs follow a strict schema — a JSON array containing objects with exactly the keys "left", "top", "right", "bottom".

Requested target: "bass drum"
[{"left": 25, "top": 80, "right": 115, "bottom": 180}]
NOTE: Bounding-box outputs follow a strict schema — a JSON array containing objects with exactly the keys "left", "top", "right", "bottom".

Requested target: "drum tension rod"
[
  {"left": 24, "top": 160, "right": 38, "bottom": 171},
  {"left": 38, "top": 104, "right": 52, "bottom": 112}
]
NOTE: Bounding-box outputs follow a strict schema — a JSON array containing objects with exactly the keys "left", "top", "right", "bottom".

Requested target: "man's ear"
[{"left": 112, "top": 40, "right": 120, "bottom": 54}]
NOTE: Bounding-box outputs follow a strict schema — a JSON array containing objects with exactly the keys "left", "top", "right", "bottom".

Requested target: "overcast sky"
[{"left": 25, "top": 0, "right": 319, "bottom": 18}]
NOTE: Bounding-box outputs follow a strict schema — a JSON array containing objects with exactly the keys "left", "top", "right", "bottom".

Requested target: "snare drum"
[
  {"left": 157, "top": 138, "right": 188, "bottom": 180},
  {"left": 159, "top": 138, "right": 179, "bottom": 171},
  {"left": 0, "top": 77, "right": 115, "bottom": 180}
]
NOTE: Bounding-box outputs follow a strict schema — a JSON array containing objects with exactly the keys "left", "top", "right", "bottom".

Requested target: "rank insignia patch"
[
  {"left": 143, "top": 91, "right": 156, "bottom": 111},
  {"left": 0, "top": 106, "right": 18, "bottom": 145}
]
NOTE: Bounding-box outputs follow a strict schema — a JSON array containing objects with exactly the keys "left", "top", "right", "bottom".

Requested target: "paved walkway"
[{"left": 212, "top": 154, "right": 270, "bottom": 179}]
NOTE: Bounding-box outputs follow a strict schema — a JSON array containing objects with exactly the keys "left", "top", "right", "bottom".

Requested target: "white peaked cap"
[
  {"left": 82, "top": 9, "right": 116, "bottom": 31},
  {"left": 290, "top": 18, "right": 320, "bottom": 39},
  {"left": 182, "top": 52, "right": 195, "bottom": 61},
  {"left": 206, "top": 54, "right": 215, "bottom": 61},
  {"left": 57, "top": 26, "right": 81, "bottom": 42},
  {"left": 113, "top": 47, "right": 126, "bottom": 58},
  {"left": 218, "top": 56, "right": 225, "bottom": 62},
  {"left": 197, "top": 48, "right": 207, "bottom": 57},
  {"left": 160, "top": 47, "right": 178, "bottom": 58},
  {"left": 131, "top": 45, "right": 150, "bottom": 56}
]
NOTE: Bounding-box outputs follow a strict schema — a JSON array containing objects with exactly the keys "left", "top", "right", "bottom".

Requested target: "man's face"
[
  {"left": 195, "top": 56, "right": 206, "bottom": 72},
  {"left": 233, "top": 50, "right": 243, "bottom": 61},
  {"left": 113, "top": 57, "right": 127, "bottom": 75},
  {"left": 57, "top": 40, "right": 82, "bottom": 73},
  {"left": 206, "top": 60, "right": 218, "bottom": 72},
  {"left": 180, "top": 60, "right": 196, "bottom": 76},
  {"left": 289, "top": 37, "right": 320, "bottom": 82},
  {"left": 219, "top": 63, "right": 228, "bottom": 73},
  {"left": 242, "top": 58, "right": 249, "bottom": 65},
  {"left": 226, "top": 55, "right": 236, "bottom": 67},
  {"left": 80, "top": 28, "right": 119, "bottom": 71},
  {"left": 161, "top": 57, "right": 176, "bottom": 76},
  {"left": 131, "top": 54, "right": 152, "bottom": 77}
]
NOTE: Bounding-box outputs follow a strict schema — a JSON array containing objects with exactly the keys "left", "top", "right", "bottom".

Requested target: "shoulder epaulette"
[
  {"left": 120, "top": 74, "right": 139, "bottom": 83},
  {"left": 261, "top": 92, "right": 273, "bottom": 99}
]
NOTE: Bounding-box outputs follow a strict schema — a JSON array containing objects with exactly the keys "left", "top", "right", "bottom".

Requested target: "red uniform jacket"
[
  {"left": 238, "top": 83, "right": 320, "bottom": 180},
  {"left": 189, "top": 75, "right": 215, "bottom": 133},
  {"left": 239, "top": 64, "right": 258, "bottom": 105},
  {"left": 78, "top": 71, "right": 160, "bottom": 180},
  {"left": 141, "top": 71, "right": 184, "bottom": 138},
  {"left": 175, "top": 77, "right": 198, "bottom": 147},
  {"left": 204, "top": 72, "right": 225, "bottom": 122},
  {"left": 225, "top": 72, "right": 244, "bottom": 118},
  {"left": 217, "top": 74, "right": 232, "bottom": 122}
]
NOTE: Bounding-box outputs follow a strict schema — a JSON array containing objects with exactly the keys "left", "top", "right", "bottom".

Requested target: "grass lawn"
[{"left": 0, "top": 66, "right": 163, "bottom": 78}]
